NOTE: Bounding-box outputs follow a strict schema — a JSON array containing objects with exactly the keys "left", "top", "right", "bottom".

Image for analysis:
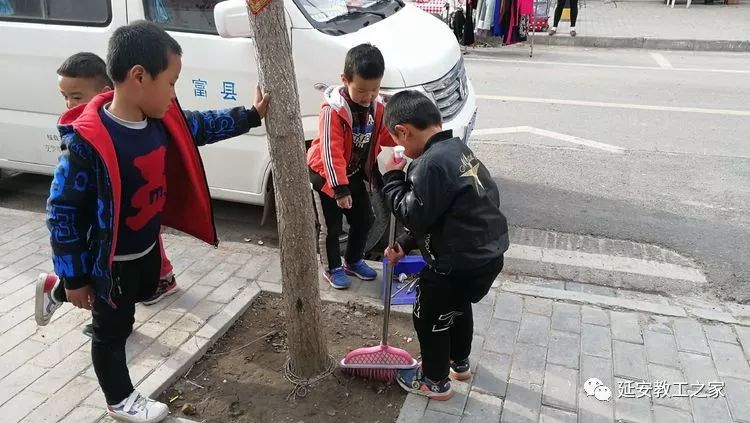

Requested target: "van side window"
[
  {"left": 0, "top": 0, "right": 110, "bottom": 26},
  {"left": 143, "top": 0, "right": 219, "bottom": 34}
]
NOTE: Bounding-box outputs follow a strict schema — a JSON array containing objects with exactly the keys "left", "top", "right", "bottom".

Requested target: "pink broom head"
[{"left": 340, "top": 343, "right": 418, "bottom": 382}]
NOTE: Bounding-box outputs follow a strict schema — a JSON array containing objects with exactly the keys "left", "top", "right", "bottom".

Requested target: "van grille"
[{"left": 423, "top": 58, "right": 468, "bottom": 122}]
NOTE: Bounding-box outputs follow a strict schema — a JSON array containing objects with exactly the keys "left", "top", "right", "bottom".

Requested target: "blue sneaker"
[
  {"left": 344, "top": 260, "right": 377, "bottom": 281},
  {"left": 325, "top": 267, "right": 351, "bottom": 289},
  {"left": 396, "top": 367, "right": 453, "bottom": 401}
]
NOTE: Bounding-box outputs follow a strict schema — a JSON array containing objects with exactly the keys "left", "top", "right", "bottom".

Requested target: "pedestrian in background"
[{"left": 549, "top": 0, "right": 577, "bottom": 37}]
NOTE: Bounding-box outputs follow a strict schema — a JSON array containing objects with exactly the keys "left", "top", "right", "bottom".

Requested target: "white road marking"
[
  {"left": 476, "top": 94, "right": 750, "bottom": 117},
  {"left": 472, "top": 126, "right": 626, "bottom": 153},
  {"left": 506, "top": 244, "right": 707, "bottom": 283},
  {"left": 649, "top": 52, "right": 674, "bottom": 69},
  {"left": 466, "top": 56, "right": 750, "bottom": 75}
]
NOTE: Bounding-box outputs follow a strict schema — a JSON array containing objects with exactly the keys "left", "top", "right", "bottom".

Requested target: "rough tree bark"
[{"left": 245, "top": 0, "right": 329, "bottom": 378}]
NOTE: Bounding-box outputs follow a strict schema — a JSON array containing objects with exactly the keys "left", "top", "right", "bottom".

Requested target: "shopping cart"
[
  {"left": 531, "top": 0, "right": 550, "bottom": 32},
  {"left": 529, "top": 0, "right": 551, "bottom": 56}
]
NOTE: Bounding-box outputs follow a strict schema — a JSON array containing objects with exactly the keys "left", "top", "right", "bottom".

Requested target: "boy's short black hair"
[
  {"left": 107, "top": 20, "right": 182, "bottom": 83},
  {"left": 343, "top": 43, "right": 385, "bottom": 81},
  {"left": 57, "top": 52, "right": 113, "bottom": 88},
  {"left": 384, "top": 90, "right": 442, "bottom": 133}
]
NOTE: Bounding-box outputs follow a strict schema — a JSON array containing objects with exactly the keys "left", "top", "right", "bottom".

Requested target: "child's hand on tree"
[
  {"left": 384, "top": 242, "right": 406, "bottom": 265},
  {"left": 66, "top": 285, "right": 95, "bottom": 310},
  {"left": 254, "top": 85, "right": 271, "bottom": 118}
]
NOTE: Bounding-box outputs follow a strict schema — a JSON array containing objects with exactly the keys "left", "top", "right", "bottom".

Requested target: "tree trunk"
[{"left": 246, "top": 0, "right": 329, "bottom": 378}]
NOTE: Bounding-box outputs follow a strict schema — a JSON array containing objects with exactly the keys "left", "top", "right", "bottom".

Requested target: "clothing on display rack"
[{"left": 474, "top": 0, "right": 532, "bottom": 45}]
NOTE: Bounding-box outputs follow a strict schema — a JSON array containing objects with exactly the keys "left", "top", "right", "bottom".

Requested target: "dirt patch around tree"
[{"left": 161, "top": 293, "right": 420, "bottom": 423}]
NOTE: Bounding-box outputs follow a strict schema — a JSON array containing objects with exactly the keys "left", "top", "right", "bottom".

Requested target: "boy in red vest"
[
  {"left": 37, "top": 22, "right": 268, "bottom": 423},
  {"left": 36, "top": 52, "right": 182, "bottom": 338}
]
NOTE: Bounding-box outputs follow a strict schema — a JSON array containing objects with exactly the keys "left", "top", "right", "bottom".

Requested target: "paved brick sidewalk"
[
  {"left": 397, "top": 276, "right": 750, "bottom": 423},
  {"left": 0, "top": 207, "right": 277, "bottom": 423}
]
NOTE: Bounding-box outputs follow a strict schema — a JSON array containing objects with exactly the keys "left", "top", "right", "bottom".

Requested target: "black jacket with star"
[{"left": 382, "top": 131, "right": 509, "bottom": 273}]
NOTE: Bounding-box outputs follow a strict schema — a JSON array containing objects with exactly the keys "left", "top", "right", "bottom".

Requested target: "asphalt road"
[
  {"left": 1, "top": 45, "right": 747, "bottom": 300},
  {"left": 466, "top": 45, "right": 749, "bottom": 301}
]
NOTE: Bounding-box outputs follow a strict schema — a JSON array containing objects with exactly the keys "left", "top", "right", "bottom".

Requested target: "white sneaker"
[
  {"left": 106, "top": 391, "right": 169, "bottom": 423},
  {"left": 35, "top": 273, "right": 63, "bottom": 326}
]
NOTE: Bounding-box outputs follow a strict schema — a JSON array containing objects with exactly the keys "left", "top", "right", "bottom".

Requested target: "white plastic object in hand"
[{"left": 394, "top": 146, "right": 406, "bottom": 159}]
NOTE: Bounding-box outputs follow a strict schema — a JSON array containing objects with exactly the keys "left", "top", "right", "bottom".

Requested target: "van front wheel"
[{"left": 339, "top": 190, "right": 399, "bottom": 261}]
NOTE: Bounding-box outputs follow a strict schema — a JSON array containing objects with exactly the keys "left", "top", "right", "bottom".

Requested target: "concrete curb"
[{"left": 475, "top": 34, "right": 750, "bottom": 53}]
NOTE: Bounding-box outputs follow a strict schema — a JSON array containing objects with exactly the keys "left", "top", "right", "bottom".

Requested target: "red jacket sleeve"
[{"left": 319, "top": 106, "right": 350, "bottom": 195}]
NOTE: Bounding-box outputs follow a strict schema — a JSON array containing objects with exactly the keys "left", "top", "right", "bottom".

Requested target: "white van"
[{"left": 0, "top": 0, "right": 476, "bottom": 249}]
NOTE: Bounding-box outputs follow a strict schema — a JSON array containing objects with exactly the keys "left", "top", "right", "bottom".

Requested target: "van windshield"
[{"left": 295, "top": 0, "right": 402, "bottom": 34}]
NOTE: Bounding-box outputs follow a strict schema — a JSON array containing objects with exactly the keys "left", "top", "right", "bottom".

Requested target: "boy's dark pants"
[
  {"left": 313, "top": 173, "right": 374, "bottom": 270},
  {"left": 414, "top": 255, "right": 504, "bottom": 382},
  {"left": 92, "top": 246, "right": 160, "bottom": 405}
]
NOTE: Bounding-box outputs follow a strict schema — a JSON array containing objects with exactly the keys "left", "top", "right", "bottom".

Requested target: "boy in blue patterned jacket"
[{"left": 37, "top": 21, "right": 269, "bottom": 423}]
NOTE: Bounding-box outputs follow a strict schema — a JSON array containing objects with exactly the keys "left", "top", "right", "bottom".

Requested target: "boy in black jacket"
[{"left": 382, "top": 90, "right": 509, "bottom": 400}]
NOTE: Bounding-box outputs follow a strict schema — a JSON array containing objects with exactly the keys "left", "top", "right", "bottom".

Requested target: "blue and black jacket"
[{"left": 48, "top": 91, "right": 261, "bottom": 307}]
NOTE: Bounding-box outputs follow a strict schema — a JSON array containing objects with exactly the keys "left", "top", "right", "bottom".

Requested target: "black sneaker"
[
  {"left": 142, "top": 276, "right": 178, "bottom": 306},
  {"left": 450, "top": 358, "right": 472, "bottom": 381},
  {"left": 396, "top": 367, "right": 453, "bottom": 401}
]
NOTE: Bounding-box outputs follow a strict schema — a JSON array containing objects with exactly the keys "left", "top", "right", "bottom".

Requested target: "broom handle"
[{"left": 382, "top": 212, "right": 397, "bottom": 345}]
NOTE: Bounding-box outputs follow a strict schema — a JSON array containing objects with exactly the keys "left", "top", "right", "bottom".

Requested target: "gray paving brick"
[
  {"left": 644, "top": 331, "right": 679, "bottom": 368},
  {"left": 461, "top": 390, "right": 503, "bottom": 423},
  {"left": 510, "top": 343, "right": 547, "bottom": 385},
  {"left": 581, "top": 324, "right": 612, "bottom": 358},
  {"left": 542, "top": 364, "right": 578, "bottom": 411},
  {"left": 26, "top": 350, "right": 90, "bottom": 395},
  {"left": 652, "top": 405, "right": 692, "bottom": 423},
  {"left": 472, "top": 303, "right": 493, "bottom": 338},
  {"left": 708, "top": 339, "right": 750, "bottom": 380},
  {"left": 468, "top": 335, "right": 484, "bottom": 375},
  {"left": 691, "top": 395, "right": 733, "bottom": 423},
  {"left": 396, "top": 394, "right": 428, "bottom": 423},
  {"left": 674, "top": 318, "right": 710, "bottom": 355},
  {"left": 501, "top": 380, "right": 542, "bottom": 423},
  {"left": 0, "top": 388, "right": 46, "bottom": 423},
  {"left": 581, "top": 306, "right": 609, "bottom": 326},
  {"left": 548, "top": 330, "right": 580, "bottom": 369},
  {"left": 578, "top": 389, "right": 614, "bottom": 423},
  {"left": 524, "top": 297, "right": 553, "bottom": 316},
  {"left": 517, "top": 313, "right": 550, "bottom": 347},
  {"left": 724, "top": 377, "right": 750, "bottom": 423},
  {"left": 473, "top": 351, "right": 511, "bottom": 398},
  {"left": 257, "top": 255, "right": 281, "bottom": 283},
  {"left": 613, "top": 340, "right": 648, "bottom": 381},
  {"left": 0, "top": 363, "right": 47, "bottom": 406},
  {"left": 610, "top": 311, "right": 643, "bottom": 344},
  {"left": 551, "top": 303, "right": 581, "bottom": 334},
  {"left": 0, "top": 338, "right": 45, "bottom": 380},
  {"left": 494, "top": 293, "right": 523, "bottom": 322},
  {"left": 234, "top": 252, "right": 273, "bottom": 280},
  {"left": 736, "top": 325, "right": 750, "bottom": 360},
  {"left": 614, "top": 377, "right": 652, "bottom": 423},
  {"left": 484, "top": 318, "right": 519, "bottom": 355},
  {"left": 20, "top": 376, "right": 99, "bottom": 423},
  {"left": 427, "top": 379, "right": 469, "bottom": 416},
  {"left": 647, "top": 364, "right": 690, "bottom": 411},
  {"left": 478, "top": 290, "right": 497, "bottom": 307},
  {"left": 644, "top": 316, "right": 673, "bottom": 335},
  {"left": 704, "top": 324, "right": 738, "bottom": 344},
  {"left": 680, "top": 352, "right": 719, "bottom": 391},
  {"left": 581, "top": 355, "right": 614, "bottom": 393},
  {"left": 539, "top": 406, "right": 577, "bottom": 423},
  {"left": 421, "top": 409, "right": 461, "bottom": 423}
]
